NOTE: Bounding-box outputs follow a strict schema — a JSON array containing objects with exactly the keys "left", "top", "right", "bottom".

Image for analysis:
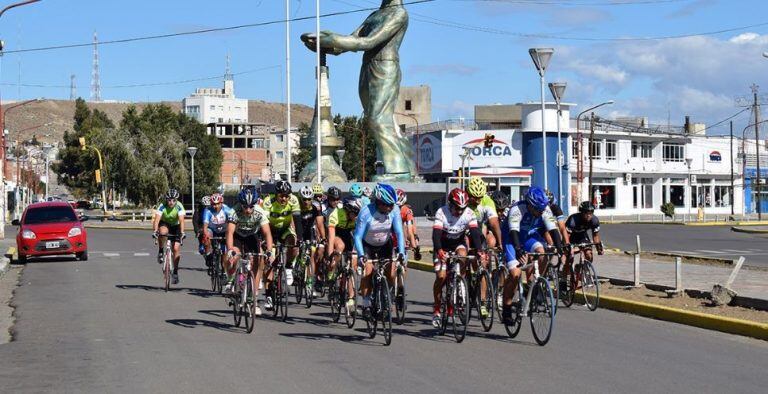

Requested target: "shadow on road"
[
  {"left": 115, "top": 284, "right": 203, "bottom": 293},
  {"left": 179, "top": 267, "right": 207, "bottom": 272},
  {"left": 166, "top": 318, "right": 241, "bottom": 333},
  {"left": 13, "top": 256, "right": 79, "bottom": 265},
  {"left": 279, "top": 331, "right": 379, "bottom": 346}
]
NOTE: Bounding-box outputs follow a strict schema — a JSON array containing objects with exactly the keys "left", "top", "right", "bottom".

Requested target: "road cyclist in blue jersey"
[
  {"left": 353, "top": 183, "right": 407, "bottom": 320},
  {"left": 501, "top": 186, "right": 564, "bottom": 325},
  {"left": 201, "top": 193, "right": 234, "bottom": 272},
  {"left": 152, "top": 189, "right": 187, "bottom": 284},
  {"left": 195, "top": 195, "right": 211, "bottom": 256}
]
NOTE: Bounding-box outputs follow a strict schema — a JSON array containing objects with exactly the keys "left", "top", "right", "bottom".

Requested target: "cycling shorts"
[
  {"left": 270, "top": 225, "right": 297, "bottom": 243},
  {"left": 504, "top": 234, "right": 546, "bottom": 270},
  {"left": 336, "top": 228, "right": 354, "bottom": 253},
  {"left": 363, "top": 238, "right": 393, "bottom": 261},
  {"left": 569, "top": 232, "right": 592, "bottom": 246},
  {"left": 234, "top": 233, "right": 261, "bottom": 255},
  {"left": 206, "top": 223, "right": 227, "bottom": 236},
  {"left": 159, "top": 221, "right": 181, "bottom": 241},
  {"left": 433, "top": 237, "right": 468, "bottom": 272}
]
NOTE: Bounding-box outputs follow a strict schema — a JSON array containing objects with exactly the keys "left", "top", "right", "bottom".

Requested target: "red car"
[{"left": 13, "top": 201, "right": 89, "bottom": 263}]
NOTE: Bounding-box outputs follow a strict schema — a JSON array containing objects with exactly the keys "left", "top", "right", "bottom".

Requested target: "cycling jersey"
[
  {"left": 432, "top": 205, "right": 478, "bottom": 241},
  {"left": 400, "top": 204, "right": 415, "bottom": 225},
  {"left": 470, "top": 194, "right": 498, "bottom": 226},
  {"left": 328, "top": 207, "right": 356, "bottom": 230},
  {"left": 228, "top": 204, "right": 270, "bottom": 237},
  {"left": 353, "top": 203, "right": 406, "bottom": 256},
  {"left": 157, "top": 201, "right": 185, "bottom": 226},
  {"left": 261, "top": 194, "right": 301, "bottom": 229},
  {"left": 504, "top": 201, "right": 558, "bottom": 266},
  {"left": 203, "top": 204, "right": 234, "bottom": 233},
  {"left": 566, "top": 213, "right": 600, "bottom": 243},
  {"left": 299, "top": 200, "right": 323, "bottom": 241}
]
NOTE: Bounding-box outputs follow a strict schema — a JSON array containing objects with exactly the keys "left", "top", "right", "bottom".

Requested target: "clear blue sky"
[{"left": 0, "top": 0, "right": 766, "bottom": 134}]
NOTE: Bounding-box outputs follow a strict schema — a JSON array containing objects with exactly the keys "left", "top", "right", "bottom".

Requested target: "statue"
[{"left": 301, "top": 0, "right": 417, "bottom": 181}]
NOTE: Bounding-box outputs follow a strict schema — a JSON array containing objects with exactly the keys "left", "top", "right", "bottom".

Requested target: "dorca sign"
[
  {"left": 463, "top": 138, "right": 513, "bottom": 157},
  {"left": 709, "top": 151, "right": 722, "bottom": 162}
]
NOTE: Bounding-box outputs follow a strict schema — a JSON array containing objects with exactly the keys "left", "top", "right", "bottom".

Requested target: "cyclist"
[
  {"left": 354, "top": 183, "right": 406, "bottom": 319},
  {"left": 466, "top": 177, "right": 501, "bottom": 319},
  {"left": 327, "top": 196, "right": 363, "bottom": 313},
  {"left": 195, "top": 195, "right": 211, "bottom": 256},
  {"left": 201, "top": 193, "right": 233, "bottom": 270},
  {"left": 152, "top": 189, "right": 186, "bottom": 284},
  {"left": 564, "top": 201, "right": 604, "bottom": 276},
  {"left": 501, "top": 186, "right": 563, "bottom": 325},
  {"left": 430, "top": 188, "right": 484, "bottom": 328},
  {"left": 492, "top": 190, "right": 512, "bottom": 307},
  {"left": 261, "top": 180, "right": 302, "bottom": 310},
  {"left": 350, "top": 182, "right": 370, "bottom": 206},
  {"left": 396, "top": 189, "right": 420, "bottom": 260},
  {"left": 298, "top": 185, "right": 326, "bottom": 296},
  {"left": 225, "top": 188, "right": 273, "bottom": 315}
]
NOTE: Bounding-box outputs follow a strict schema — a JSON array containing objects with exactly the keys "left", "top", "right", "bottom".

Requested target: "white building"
[
  {"left": 269, "top": 128, "right": 301, "bottom": 180},
  {"left": 182, "top": 73, "right": 248, "bottom": 124}
]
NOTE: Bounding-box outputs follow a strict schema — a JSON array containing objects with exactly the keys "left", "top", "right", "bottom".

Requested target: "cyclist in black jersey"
[{"left": 564, "top": 201, "right": 603, "bottom": 276}]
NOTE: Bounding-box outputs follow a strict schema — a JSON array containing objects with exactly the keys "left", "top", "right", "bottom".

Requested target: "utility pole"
[
  {"left": 730, "top": 121, "right": 734, "bottom": 216},
  {"left": 285, "top": 0, "right": 292, "bottom": 181},
  {"left": 587, "top": 112, "right": 596, "bottom": 204},
  {"left": 753, "top": 84, "right": 762, "bottom": 220}
]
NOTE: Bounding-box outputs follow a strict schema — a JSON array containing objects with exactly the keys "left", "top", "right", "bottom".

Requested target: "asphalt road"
[
  {"left": 0, "top": 228, "right": 766, "bottom": 393},
  {"left": 601, "top": 223, "right": 768, "bottom": 268}
]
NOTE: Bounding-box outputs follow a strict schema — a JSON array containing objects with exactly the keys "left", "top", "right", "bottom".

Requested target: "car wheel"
[
  {"left": 17, "top": 254, "right": 27, "bottom": 264},
  {"left": 77, "top": 251, "right": 88, "bottom": 261}
]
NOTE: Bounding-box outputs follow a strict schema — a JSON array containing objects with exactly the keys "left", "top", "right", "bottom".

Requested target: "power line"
[{"left": 0, "top": 0, "right": 437, "bottom": 55}]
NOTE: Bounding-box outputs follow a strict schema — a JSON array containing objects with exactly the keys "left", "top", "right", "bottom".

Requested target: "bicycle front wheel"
[
  {"left": 477, "top": 269, "right": 494, "bottom": 332},
  {"left": 378, "top": 278, "right": 393, "bottom": 346},
  {"left": 561, "top": 265, "right": 576, "bottom": 308},
  {"left": 394, "top": 268, "right": 407, "bottom": 325},
  {"left": 492, "top": 267, "right": 508, "bottom": 322},
  {"left": 439, "top": 279, "right": 450, "bottom": 336},
  {"left": 343, "top": 272, "right": 356, "bottom": 329},
  {"left": 245, "top": 275, "right": 255, "bottom": 333},
  {"left": 278, "top": 266, "right": 289, "bottom": 321},
  {"left": 163, "top": 247, "right": 171, "bottom": 292},
  {"left": 546, "top": 265, "right": 560, "bottom": 315},
  {"left": 452, "top": 275, "right": 469, "bottom": 343},
  {"left": 530, "top": 278, "right": 555, "bottom": 346},
  {"left": 305, "top": 264, "right": 314, "bottom": 309},
  {"left": 581, "top": 261, "right": 600, "bottom": 311}
]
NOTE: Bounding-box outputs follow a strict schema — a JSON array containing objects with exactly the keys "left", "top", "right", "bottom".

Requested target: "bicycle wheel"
[
  {"left": 560, "top": 265, "right": 576, "bottom": 308},
  {"left": 439, "top": 279, "right": 450, "bottom": 335},
  {"left": 393, "top": 267, "right": 406, "bottom": 325},
  {"left": 452, "top": 275, "right": 469, "bottom": 343},
  {"left": 530, "top": 278, "right": 555, "bottom": 346},
  {"left": 294, "top": 262, "right": 304, "bottom": 305},
  {"left": 492, "top": 267, "right": 507, "bottom": 322},
  {"left": 581, "top": 261, "right": 600, "bottom": 311},
  {"left": 477, "top": 269, "right": 494, "bottom": 332},
  {"left": 245, "top": 275, "right": 256, "bottom": 333},
  {"left": 329, "top": 278, "right": 341, "bottom": 323},
  {"left": 379, "top": 278, "right": 393, "bottom": 346},
  {"left": 504, "top": 281, "right": 523, "bottom": 338},
  {"left": 305, "top": 264, "right": 314, "bottom": 309},
  {"left": 232, "top": 275, "right": 243, "bottom": 327},
  {"left": 279, "top": 265, "right": 289, "bottom": 322},
  {"left": 365, "top": 280, "right": 378, "bottom": 339},
  {"left": 163, "top": 247, "right": 171, "bottom": 292},
  {"left": 210, "top": 258, "right": 219, "bottom": 292},
  {"left": 343, "top": 272, "right": 356, "bottom": 329},
  {"left": 546, "top": 264, "right": 560, "bottom": 315}
]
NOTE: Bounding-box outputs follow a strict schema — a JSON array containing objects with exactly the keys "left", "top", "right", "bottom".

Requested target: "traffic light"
[
  {"left": 95, "top": 169, "right": 102, "bottom": 184},
  {"left": 483, "top": 133, "right": 494, "bottom": 148},
  {"left": 79, "top": 137, "right": 86, "bottom": 151}
]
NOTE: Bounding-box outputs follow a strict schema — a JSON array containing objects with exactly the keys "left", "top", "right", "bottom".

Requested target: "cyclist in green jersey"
[
  {"left": 261, "top": 180, "right": 302, "bottom": 310},
  {"left": 326, "top": 196, "right": 362, "bottom": 313},
  {"left": 152, "top": 189, "right": 186, "bottom": 284}
]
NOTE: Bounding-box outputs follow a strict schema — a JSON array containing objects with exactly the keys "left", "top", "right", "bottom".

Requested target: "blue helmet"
[
  {"left": 374, "top": 183, "right": 397, "bottom": 206},
  {"left": 238, "top": 188, "right": 259, "bottom": 207},
  {"left": 525, "top": 186, "right": 549, "bottom": 212},
  {"left": 349, "top": 183, "right": 363, "bottom": 198}
]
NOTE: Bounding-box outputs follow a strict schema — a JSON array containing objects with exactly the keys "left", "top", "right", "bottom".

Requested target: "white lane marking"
[
  {"left": 722, "top": 249, "right": 744, "bottom": 253},
  {"left": 134, "top": 253, "right": 150, "bottom": 257},
  {"left": 103, "top": 253, "right": 120, "bottom": 257},
  {"left": 696, "top": 250, "right": 727, "bottom": 254}
]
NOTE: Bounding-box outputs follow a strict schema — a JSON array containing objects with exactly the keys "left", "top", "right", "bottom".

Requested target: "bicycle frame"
[{"left": 516, "top": 251, "right": 557, "bottom": 316}]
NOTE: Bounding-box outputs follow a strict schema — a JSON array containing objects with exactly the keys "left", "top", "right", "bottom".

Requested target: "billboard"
[
  {"left": 413, "top": 131, "right": 443, "bottom": 173},
  {"left": 451, "top": 130, "right": 522, "bottom": 170}
]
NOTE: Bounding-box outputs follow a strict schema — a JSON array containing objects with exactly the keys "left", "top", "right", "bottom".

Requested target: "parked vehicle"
[{"left": 13, "top": 201, "right": 89, "bottom": 263}]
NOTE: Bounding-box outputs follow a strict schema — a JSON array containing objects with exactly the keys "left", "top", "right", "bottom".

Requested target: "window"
[
  {"left": 632, "top": 178, "right": 653, "bottom": 209},
  {"left": 631, "top": 141, "right": 653, "bottom": 158},
  {"left": 209, "top": 105, "right": 215, "bottom": 111},
  {"left": 589, "top": 140, "right": 601, "bottom": 160},
  {"left": 664, "top": 185, "right": 685, "bottom": 207},
  {"left": 591, "top": 185, "right": 615, "bottom": 209},
  {"left": 276, "top": 151, "right": 285, "bottom": 159},
  {"left": 714, "top": 186, "right": 731, "bottom": 207},
  {"left": 276, "top": 135, "right": 284, "bottom": 143},
  {"left": 399, "top": 124, "right": 406, "bottom": 133},
  {"left": 405, "top": 100, "right": 412, "bottom": 111},
  {"left": 663, "top": 143, "right": 685, "bottom": 162},
  {"left": 572, "top": 141, "right": 579, "bottom": 160},
  {"left": 605, "top": 140, "right": 617, "bottom": 161},
  {"left": 252, "top": 138, "right": 265, "bottom": 148}
]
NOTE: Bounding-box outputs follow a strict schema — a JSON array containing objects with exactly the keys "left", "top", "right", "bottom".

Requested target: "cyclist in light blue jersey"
[{"left": 202, "top": 193, "right": 234, "bottom": 269}]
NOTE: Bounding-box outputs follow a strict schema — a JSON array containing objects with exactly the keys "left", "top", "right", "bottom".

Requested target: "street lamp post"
[
  {"left": 576, "top": 100, "right": 614, "bottom": 202},
  {"left": 529, "top": 47, "right": 554, "bottom": 190},
  {"left": 43, "top": 144, "right": 52, "bottom": 200},
  {"left": 685, "top": 157, "right": 693, "bottom": 222},
  {"left": 187, "top": 147, "right": 198, "bottom": 216},
  {"left": 548, "top": 82, "right": 566, "bottom": 208}
]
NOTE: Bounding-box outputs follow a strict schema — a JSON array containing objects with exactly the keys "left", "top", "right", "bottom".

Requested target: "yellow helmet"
[
  {"left": 312, "top": 183, "right": 323, "bottom": 195},
  {"left": 466, "top": 177, "right": 487, "bottom": 198}
]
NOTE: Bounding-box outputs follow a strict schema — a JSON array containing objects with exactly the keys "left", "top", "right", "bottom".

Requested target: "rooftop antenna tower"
[
  {"left": 90, "top": 31, "right": 101, "bottom": 102},
  {"left": 225, "top": 53, "right": 233, "bottom": 81},
  {"left": 69, "top": 74, "right": 76, "bottom": 100}
]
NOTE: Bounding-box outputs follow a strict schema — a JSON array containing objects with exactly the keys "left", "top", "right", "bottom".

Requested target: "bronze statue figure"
[{"left": 302, "top": 0, "right": 417, "bottom": 181}]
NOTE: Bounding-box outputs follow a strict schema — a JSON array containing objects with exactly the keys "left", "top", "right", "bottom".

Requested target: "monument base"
[
  {"left": 372, "top": 173, "right": 424, "bottom": 183},
  {"left": 298, "top": 155, "right": 348, "bottom": 183}
]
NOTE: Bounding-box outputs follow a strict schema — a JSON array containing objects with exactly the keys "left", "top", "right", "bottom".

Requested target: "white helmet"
[{"left": 299, "top": 185, "right": 313, "bottom": 199}]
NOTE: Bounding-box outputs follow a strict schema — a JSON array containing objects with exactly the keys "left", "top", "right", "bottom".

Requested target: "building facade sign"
[
  {"left": 414, "top": 132, "right": 443, "bottom": 173},
  {"left": 451, "top": 129, "right": 522, "bottom": 170}
]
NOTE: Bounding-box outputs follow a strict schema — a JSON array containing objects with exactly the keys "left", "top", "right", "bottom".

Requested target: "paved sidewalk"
[{"left": 593, "top": 253, "right": 768, "bottom": 301}]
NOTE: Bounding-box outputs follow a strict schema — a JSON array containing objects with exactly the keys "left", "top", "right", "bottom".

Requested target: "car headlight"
[
  {"left": 68, "top": 227, "right": 82, "bottom": 237},
  {"left": 22, "top": 230, "right": 36, "bottom": 239}
]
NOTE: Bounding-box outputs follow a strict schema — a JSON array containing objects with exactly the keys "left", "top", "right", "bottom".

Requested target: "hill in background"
[{"left": 2, "top": 99, "right": 315, "bottom": 145}]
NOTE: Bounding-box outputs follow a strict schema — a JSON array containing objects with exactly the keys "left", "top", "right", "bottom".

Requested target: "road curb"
[
  {"left": 585, "top": 294, "right": 768, "bottom": 341},
  {"left": 731, "top": 226, "right": 768, "bottom": 234},
  {"left": 407, "top": 258, "right": 768, "bottom": 341}
]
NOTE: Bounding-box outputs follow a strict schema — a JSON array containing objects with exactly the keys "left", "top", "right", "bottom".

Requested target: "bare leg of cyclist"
[
  {"left": 172, "top": 240, "right": 181, "bottom": 274},
  {"left": 157, "top": 226, "right": 169, "bottom": 262}
]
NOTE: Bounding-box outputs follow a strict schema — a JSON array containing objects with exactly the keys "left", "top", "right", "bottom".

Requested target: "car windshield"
[{"left": 24, "top": 207, "right": 78, "bottom": 224}]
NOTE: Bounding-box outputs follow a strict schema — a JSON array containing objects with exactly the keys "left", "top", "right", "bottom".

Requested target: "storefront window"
[
  {"left": 591, "top": 185, "right": 615, "bottom": 209},
  {"left": 714, "top": 186, "right": 732, "bottom": 207},
  {"left": 669, "top": 185, "right": 685, "bottom": 207}
]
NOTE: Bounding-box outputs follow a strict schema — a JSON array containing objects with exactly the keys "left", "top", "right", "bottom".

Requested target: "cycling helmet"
[
  {"left": 210, "top": 193, "right": 224, "bottom": 204},
  {"left": 275, "top": 180, "right": 292, "bottom": 195},
  {"left": 579, "top": 201, "right": 596, "bottom": 213},
  {"left": 349, "top": 183, "right": 363, "bottom": 198},
  {"left": 525, "top": 186, "right": 549, "bottom": 212},
  {"left": 312, "top": 183, "right": 324, "bottom": 195},
  {"left": 327, "top": 186, "right": 342, "bottom": 200},
  {"left": 545, "top": 189, "right": 555, "bottom": 204},
  {"left": 342, "top": 196, "right": 362, "bottom": 215},
  {"left": 362, "top": 186, "right": 373, "bottom": 197},
  {"left": 165, "top": 189, "right": 180, "bottom": 200},
  {"left": 396, "top": 188, "right": 407, "bottom": 206},
  {"left": 238, "top": 188, "right": 259, "bottom": 207},
  {"left": 374, "top": 183, "right": 397, "bottom": 206},
  {"left": 466, "top": 177, "right": 487, "bottom": 198},
  {"left": 299, "top": 185, "right": 313, "bottom": 199},
  {"left": 490, "top": 190, "right": 510, "bottom": 211},
  {"left": 200, "top": 195, "right": 211, "bottom": 206},
  {"left": 448, "top": 188, "right": 469, "bottom": 209}
]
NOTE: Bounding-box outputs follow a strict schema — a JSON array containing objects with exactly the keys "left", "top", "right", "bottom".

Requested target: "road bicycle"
[
  {"left": 363, "top": 257, "right": 396, "bottom": 346},
  {"left": 491, "top": 250, "right": 509, "bottom": 323},
  {"left": 392, "top": 252, "right": 408, "bottom": 325},
  {"left": 438, "top": 253, "right": 472, "bottom": 343},
  {"left": 560, "top": 242, "right": 601, "bottom": 311},
  {"left": 329, "top": 251, "right": 357, "bottom": 328},
  {"left": 230, "top": 251, "right": 266, "bottom": 333},
  {"left": 267, "top": 242, "right": 290, "bottom": 321},
  {"left": 293, "top": 240, "right": 316, "bottom": 309},
  {"left": 155, "top": 233, "right": 184, "bottom": 292},
  {"left": 208, "top": 236, "right": 226, "bottom": 294},
  {"left": 503, "top": 249, "right": 557, "bottom": 346},
  {"left": 542, "top": 251, "right": 561, "bottom": 315}
]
